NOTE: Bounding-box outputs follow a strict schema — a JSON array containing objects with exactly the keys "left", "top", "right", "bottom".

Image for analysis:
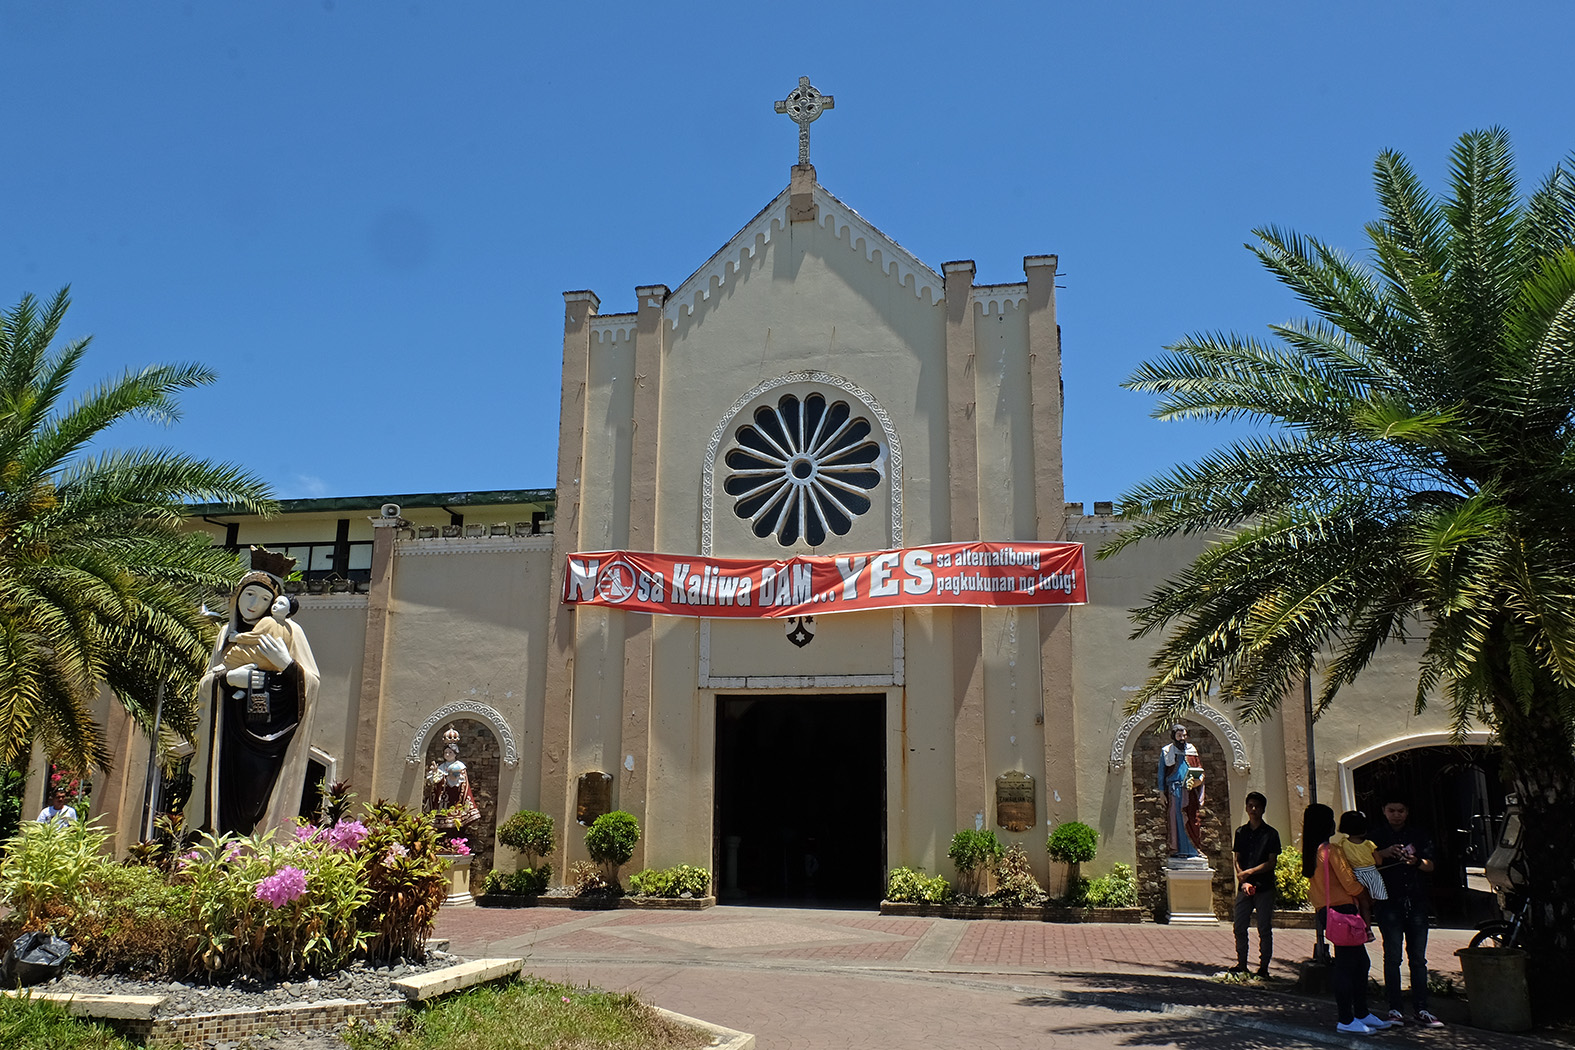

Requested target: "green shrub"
[
  {"left": 69, "top": 863, "right": 192, "bottom": 976},
  {"left": 0, "top": 818, "right": 107, "bottom": 928},
  {"left": 628, "top": 864, "right": 711, "bottom": 898},
  {"left": 1275, "top": 848, "right": 1309, "bottom": 908},
  {"left": 0, "top": 767, "right": 26, "bottom": 846},
  {"left": 570, "top": 860, "right": 611, "bottom": 895},
  {"left": 1046, "top": 821, "right": 1099, "bottom": 864},
  {"left": 585, "top": 811, "right": 640, "bottom": 885},
  {"left": 990, "top": 844, "right": 1046, "bottom": 907},
  {"left": 1082, "top": 863, "right": 1138, "bottom": 908},
  {"left": 947, "top": 829, "right": 1003, "bottom": 896},
  {"left": 483, "top": 865, "right": 552, "bottom": 897},
  {"left": 885, "top": 867, "right": 952, "bottom": 903},
  {"left": 183, "top": 826, "right": 370, "bottom": 980},
  {"left": 510, "top": 866, "right": 552, "bottom": 895},
  {"left": 498, "top": 810, "right": 555, "bottom": 865}
]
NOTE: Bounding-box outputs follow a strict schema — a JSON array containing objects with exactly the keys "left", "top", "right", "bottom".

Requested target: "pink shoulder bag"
[{"left": 1322, "top": 845, "right": 1369, "bottom": 947}]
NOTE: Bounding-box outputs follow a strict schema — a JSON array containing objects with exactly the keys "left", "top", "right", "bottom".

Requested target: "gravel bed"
[{"left": 33, "top": 949, "right": 463, "bottom": 1017}]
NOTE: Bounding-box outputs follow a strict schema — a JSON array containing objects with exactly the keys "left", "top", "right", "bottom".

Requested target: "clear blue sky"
[{"left": 4, "top": 2, "right": 1571, "bottom": 507}]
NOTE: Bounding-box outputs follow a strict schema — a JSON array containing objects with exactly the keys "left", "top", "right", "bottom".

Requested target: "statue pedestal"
[
  {"left": 1163, "top": 860, "right": 1217, "bottom": 925},
  {"left": 440, "top": 853, "right": 475, "bottom": 907}
]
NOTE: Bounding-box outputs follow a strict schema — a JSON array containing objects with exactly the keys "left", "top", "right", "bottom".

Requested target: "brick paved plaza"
[{"left": 433, "top": 905, "right": 1558, "bottom": 1049}]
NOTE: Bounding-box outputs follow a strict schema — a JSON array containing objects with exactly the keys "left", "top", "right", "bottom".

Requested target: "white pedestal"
[
  {"left": 441, "top": 853, "right": 475, "bottom": 907},
  {"left": 1164, "top": 861, "right": 1218, "bottom": 925}
]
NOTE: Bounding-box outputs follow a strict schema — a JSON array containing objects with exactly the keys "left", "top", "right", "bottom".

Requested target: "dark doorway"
[
  {"left": 715, "top": 694, "right": 885, "bottom": 905},
  {"left": 1352, "top": 744, "right": 1506, "bottom": 923}
]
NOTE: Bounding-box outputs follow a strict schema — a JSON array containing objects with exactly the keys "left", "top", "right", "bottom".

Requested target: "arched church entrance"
[
  {"left": 1129, "top": 718, "right": 1233, "bottom": 919},
  {"left": 714, "top": 694, "right": 885, "bottom": 905},
  {"left": 1351, "top": 742, "right": 1505, "bottom": 923},
  {"left": 424, "top": 719, "right": 501, "bottom": 884}
]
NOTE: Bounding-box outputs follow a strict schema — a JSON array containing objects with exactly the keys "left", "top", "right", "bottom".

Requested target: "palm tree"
[
  {"left": 1103, "top": 129, "right": 1575, "bottom": 973},
  {"left": 0, "top": 287, "right": 274, "bottom": 774}
]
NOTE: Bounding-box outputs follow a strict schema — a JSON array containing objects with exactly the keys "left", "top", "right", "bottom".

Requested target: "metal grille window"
[{"left": 723, "top": 391, "right": 882, "bottom": 546}]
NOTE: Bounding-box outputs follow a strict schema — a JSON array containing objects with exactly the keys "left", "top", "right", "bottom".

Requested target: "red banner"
[{"left": 563, "top": 542, "right": 1086, "bottom": 618}]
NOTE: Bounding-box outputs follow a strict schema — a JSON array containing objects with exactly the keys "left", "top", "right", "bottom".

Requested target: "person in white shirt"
[{"left": 36, "top": 788, "right": 78, "bottom": 824}]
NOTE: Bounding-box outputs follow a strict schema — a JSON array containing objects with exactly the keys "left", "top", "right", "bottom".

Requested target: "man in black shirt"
[
  {"left": 1231, "top": 791, "right": 1282, "bottom": 976},
  {"left": 1371, "top": 798, "right": 1444, "bottom": 1027}
]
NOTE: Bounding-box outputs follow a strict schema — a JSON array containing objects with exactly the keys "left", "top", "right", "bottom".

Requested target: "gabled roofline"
[{"left": 662, "top": 180, "right": 945, "bottom": 327}]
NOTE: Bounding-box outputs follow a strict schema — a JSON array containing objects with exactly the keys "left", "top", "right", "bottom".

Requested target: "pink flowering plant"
[{"left": 183, "top": 827, "right": 369, "bottom": 981}]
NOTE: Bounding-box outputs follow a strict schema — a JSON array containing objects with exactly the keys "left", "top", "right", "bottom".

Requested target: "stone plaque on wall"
[
  {"left": 995, "top": 770, "right": 1035, "bottom": 832},
  {"left": 576, "top": 771, "right": 612, "bottom": 826}
]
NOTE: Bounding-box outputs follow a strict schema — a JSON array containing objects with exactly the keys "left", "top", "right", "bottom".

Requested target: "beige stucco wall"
[{"left": 373, "top": 541, "right": 553, "bottom": 818}]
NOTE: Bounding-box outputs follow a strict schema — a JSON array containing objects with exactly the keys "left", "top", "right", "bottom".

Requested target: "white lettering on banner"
[
  {"left": 902, "top": 549, "right": 934, "bottom": 595},
  {"left": 561, "top": 542, "right": 1088, "bottom": 617},
  {"left": 1042, "top": 571, "right": 1077, "bottom": 594},
  {"left": 568, "top": 558, "right": 599, "bottom": 602},
  {"left": 835, "top": 556, "right": 867, "bottom": 599},
  {"left": 868, "top": 551, "right": 900, "bottom": 597},
  {"left": 936, "top": 574, "right": 1018, "bottom": 595},
  {"left": 951, "top": 546, "right": 1043, "bottom": 569},
  {"left": 792, "top": 564, "right": 813, "bottom": 604}
]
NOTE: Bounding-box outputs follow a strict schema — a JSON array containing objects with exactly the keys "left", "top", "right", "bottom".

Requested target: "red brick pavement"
[{"left": 432, "top": 905, "right": 1548, "bottom": 1050}]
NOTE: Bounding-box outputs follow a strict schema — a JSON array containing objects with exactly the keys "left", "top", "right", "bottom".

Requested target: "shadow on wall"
[{"left": 1129, "top": 720, "right": 1234, "bottom": 920}]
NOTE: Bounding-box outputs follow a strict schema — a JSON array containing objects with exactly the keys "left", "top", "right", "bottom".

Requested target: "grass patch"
[
  {"left": 0, "top": 993, "right": 137, "bottom": 1050},
  {"left": 344, "top": 975, "right": 712, "bottom": 1050}
]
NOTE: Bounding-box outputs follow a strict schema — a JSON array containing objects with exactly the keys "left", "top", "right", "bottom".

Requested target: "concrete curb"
[
  {"left": 651, "top": 1005, "right": 756, "bottom": 1049},
  {"left": 391, "top": 956, "right": 523, "bottom": 1000}
]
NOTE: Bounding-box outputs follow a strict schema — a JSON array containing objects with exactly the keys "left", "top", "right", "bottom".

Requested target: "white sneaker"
[
  {"left": 1359, "top": 1013, "right": 1393, "bottom": 1030},
  {"left": 1336, "top": 1020, "right": 1373, "bottom": 1035}
]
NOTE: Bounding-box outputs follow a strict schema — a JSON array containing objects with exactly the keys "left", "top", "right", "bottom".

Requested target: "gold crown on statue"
[
  {"left": 249, "top": 546, "right": 298, "bottom": 581},
  {"left": 443, "top": 727, "right": 461, "bottom": 749}
]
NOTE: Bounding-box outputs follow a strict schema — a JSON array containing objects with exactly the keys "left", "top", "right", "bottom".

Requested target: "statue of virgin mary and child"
[{"left": 190, "top": 549, "right": 320, "bottom": 838}]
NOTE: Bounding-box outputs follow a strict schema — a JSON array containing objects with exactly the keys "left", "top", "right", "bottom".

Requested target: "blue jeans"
[{"left": 1376, "top": 894, "right": 1429, "bottom": 1012}]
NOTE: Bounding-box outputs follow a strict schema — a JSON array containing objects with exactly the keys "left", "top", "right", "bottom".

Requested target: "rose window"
[{"left": 724, "top": 391, "right": 883, "bottom": 546}]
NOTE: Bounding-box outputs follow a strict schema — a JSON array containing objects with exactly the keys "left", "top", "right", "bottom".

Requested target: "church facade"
[{"left": 76, "top": 109, "right": 1501, "bottom": 917}]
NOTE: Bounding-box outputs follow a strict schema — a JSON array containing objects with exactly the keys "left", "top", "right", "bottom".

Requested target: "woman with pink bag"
[{"left": 1303, "top": 804, "right": 1395, "bottom": 1035}]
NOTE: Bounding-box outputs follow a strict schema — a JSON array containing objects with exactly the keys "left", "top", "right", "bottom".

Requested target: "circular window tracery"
[{"left": 723, "top": 391, "right": 883, "bottom": 547}]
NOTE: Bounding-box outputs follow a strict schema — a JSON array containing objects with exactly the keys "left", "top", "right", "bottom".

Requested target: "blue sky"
[{"left": 3, "top": 2, "right": 1571, "bottom": 506}]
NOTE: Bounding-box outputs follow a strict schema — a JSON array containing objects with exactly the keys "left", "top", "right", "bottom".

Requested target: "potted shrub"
[
  {"left": 493, "top": 809, "right": 554, "bottom": 897},
  {"left": 885, "top": 867, "right": 952, "bottom": 905},
  {"left": 948, "top": 829, "right": 1003, "bottom": 900},
  {"left": 1082, "top": 862, "right": 1139, "bottom": 910},
  {"left": 628, "top": 864, "right": 712, "bottom": 900},
  {"left": 1046, "top": 821, "right": 1099, "bottom": 904},
  {"left": 991, "top": 844, "right": 1047, "bottom": 908},
  {"left": 584, "top": 810, "right": 640, "bottom": 892}
]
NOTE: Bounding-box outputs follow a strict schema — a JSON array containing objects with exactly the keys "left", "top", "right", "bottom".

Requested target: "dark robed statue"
[{"left": 192, "top": 550, "right": 320, "bottom": 837}]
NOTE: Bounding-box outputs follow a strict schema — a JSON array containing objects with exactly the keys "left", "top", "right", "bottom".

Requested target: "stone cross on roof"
[{"left": 774, "top": 76, "right": 834, "bottom": 166}]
